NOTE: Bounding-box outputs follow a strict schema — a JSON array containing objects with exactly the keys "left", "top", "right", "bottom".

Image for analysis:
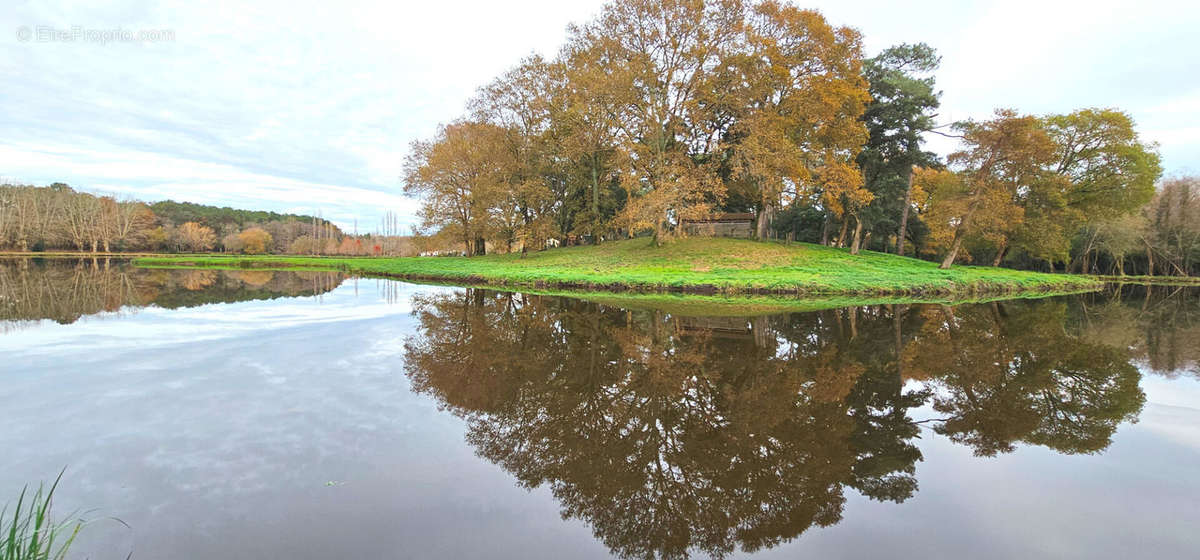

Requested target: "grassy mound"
[{"left": 134, "top": 237, "right": 1101, "bottom": 297}]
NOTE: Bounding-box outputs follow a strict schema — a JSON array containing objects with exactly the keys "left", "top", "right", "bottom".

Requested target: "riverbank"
[{"left": 132, "top": 237, "right": 1102, "bottom": 297}]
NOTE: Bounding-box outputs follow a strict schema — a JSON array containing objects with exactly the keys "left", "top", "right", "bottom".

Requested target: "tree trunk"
[
  {"left": 1146, "top": 241, "right": 1154, "bottom": 277},
  {"left": 836, "top": 215, "right": 850, "bottom": 248},
  {"left": 756, "top": 198, "right": 775, "bottom": 240},
  {"left": 940, "top": 231, "right": 965, "bottom": 269},
  {"left": 474, "top": 236, "right": 487, "bottom": 256},
  {"left": 849, "top": 216, "right": 864, "bottom": 255},
  {"left": 991, "top": 239, "right": 1008, "bottom": 267},
  {"left": 896, "top": 166, "right": 914, "bottom": 256},
  {"left": 821, "top": 213, "right": 832, "bottom": 246},
  {"left": 591, "top": 163, "right": 601, "bottom": 242},
  {"left": 940, "top": 202, "right": 979, "bottom": 269}
]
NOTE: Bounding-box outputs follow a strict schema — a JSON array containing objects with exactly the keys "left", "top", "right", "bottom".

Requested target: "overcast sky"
[{"left": 3, "top": 0, "right": 1198, "bottom": 230}]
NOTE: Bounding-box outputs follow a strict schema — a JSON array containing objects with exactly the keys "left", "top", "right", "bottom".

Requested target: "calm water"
[{"left": 2, "top": 258, "right": 1198, "bottom": 559}]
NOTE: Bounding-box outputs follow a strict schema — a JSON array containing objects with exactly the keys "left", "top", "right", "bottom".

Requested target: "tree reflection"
[
  {"left": 0, "top": 257, "right": 344, "bottom": 329},
  {"left": 407, "top": 292, "right": 919, "bottom": 558},
  {"left": 1077, "top": 285, "right": 1200, "bottom": 379},
  {"left": 902, "top": 302, "right": 1145, "bottom": 456},
  {"left": 404, "top": 290, "right": 1146, "bottom": 559}
]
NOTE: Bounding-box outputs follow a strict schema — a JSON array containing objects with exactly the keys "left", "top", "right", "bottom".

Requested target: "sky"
[{"left": 2, "top": 0, "right": 1198, "bottom": 230}]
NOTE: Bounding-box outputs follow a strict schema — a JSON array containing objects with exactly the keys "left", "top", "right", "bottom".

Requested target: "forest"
[
  {"left": 402, "top": 0, "right": 1191, "bottom": 275},
  {"left": 0, "top": 182, "right": 419, "bottom": 256}
]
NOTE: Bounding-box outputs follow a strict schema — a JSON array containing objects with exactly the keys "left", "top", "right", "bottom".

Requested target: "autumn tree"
[
  {"left": 222, "top": 232, "right": 245, "bottom": 253},
  {"left": 144, "top": 226, "right": 170, "bottom": 251},
  {"left": 238, "top": 227, "right": 273, "bottom": 254},
  {"left": 1037, "top": 109, "right": 1161, "bottom": 270},
  {"left": 176, "top": 221, "right": 216, "bottom": 252},
  {"left": 97, "top": 196, "right": 121, "bottom": 252},
  {"left": 718, "top": 1, "right": 871, "bottom": 246},
  {"left": 943, "top": 108, "right": 1162, "bottom": 269},
  {"left": 403, "top": 121, "right": 513, "bottom": 255},
  {"left": 571, "top": 0, "right": 743, "bottom": 244},
  {"left": 925, "top": 110, "right": 1056, "bottom": 269},
  {"left": 61, "top": 189, "right": 102, "bottom": 251},
  {"left": 471, "top": 56, "right": 561, "bottom": 252},
  {"left": 94, "top": 196, "right": 155, "bottom": 252},
  {"left": 1046, "top": 108, "right": 1161, "bottom": 219},
  {"left": 554, "top": 43, "right": 627, "bottom": 241}
]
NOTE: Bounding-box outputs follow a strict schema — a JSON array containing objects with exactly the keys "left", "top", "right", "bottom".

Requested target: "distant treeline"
[
  {"left": 0, "top": 182, "right": 426, "bottom": 256},
  {"left": 147, "top": 200, "right": 324, "bottom": 229}
]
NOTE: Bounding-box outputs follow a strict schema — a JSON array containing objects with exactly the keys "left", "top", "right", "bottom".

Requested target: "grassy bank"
[{"left": 133, "top": 237, "right": 1101, "bottom": 297}]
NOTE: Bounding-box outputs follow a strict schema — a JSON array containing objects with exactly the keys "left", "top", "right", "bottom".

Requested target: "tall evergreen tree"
[{"left": 857, "top": 43, "right": 941, "bottom": 255}]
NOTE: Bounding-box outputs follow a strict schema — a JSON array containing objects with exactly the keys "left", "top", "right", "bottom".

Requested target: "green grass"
[
  {"left": 133, "top": 237, "right": 1102, "bottom": 298},
  {"left": 2, "top": 471, "right": 81, "bottom": 560}
]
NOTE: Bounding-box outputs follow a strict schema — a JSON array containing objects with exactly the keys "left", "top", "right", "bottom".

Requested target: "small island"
[{"left": 133, "top": 236, "right": 1101, "bottom": 297}]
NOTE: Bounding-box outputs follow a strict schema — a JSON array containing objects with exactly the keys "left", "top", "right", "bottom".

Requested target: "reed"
[{"left": 1, "top": 470, "right": 81, "bottom": 560}]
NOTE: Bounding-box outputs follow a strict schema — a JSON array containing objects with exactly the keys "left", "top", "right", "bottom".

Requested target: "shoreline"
[
  {"left": 125, "top": 237, "right": 1105, "bottom": 299},
  {"left": 1093, "top": 274, "right": 1200, "bottom": 286}
]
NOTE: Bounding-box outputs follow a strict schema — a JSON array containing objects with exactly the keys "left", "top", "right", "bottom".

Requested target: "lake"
[{"left": 2, "top": 257, "right": 1198, "bottom": 559}]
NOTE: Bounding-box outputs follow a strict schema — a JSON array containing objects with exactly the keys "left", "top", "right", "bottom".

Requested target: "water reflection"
[
  {"left": 0, "top": 257, "right": 344, "bottom": 329},
  {"left": 403, "top": 290, "right": 1152, "bottom": 559},
  {"left": 1077, "top": 286, "right": 1200, "bottom": 378},
  {"left": 904, "top": 301, "right": 1144, "bottom": 456},
  {"left": 3, "top": 258, "right": 1198, "bottom": 558}
]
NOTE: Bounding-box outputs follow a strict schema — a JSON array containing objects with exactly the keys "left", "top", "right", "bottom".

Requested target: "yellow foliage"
[{"left": 237, "top": 227, "right": 273, "bottom": 255}]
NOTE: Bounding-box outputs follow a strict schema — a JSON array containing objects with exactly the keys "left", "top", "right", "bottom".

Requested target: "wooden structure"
[{"left": 680, "top": 212, "right": 755, "bottom": 238}]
